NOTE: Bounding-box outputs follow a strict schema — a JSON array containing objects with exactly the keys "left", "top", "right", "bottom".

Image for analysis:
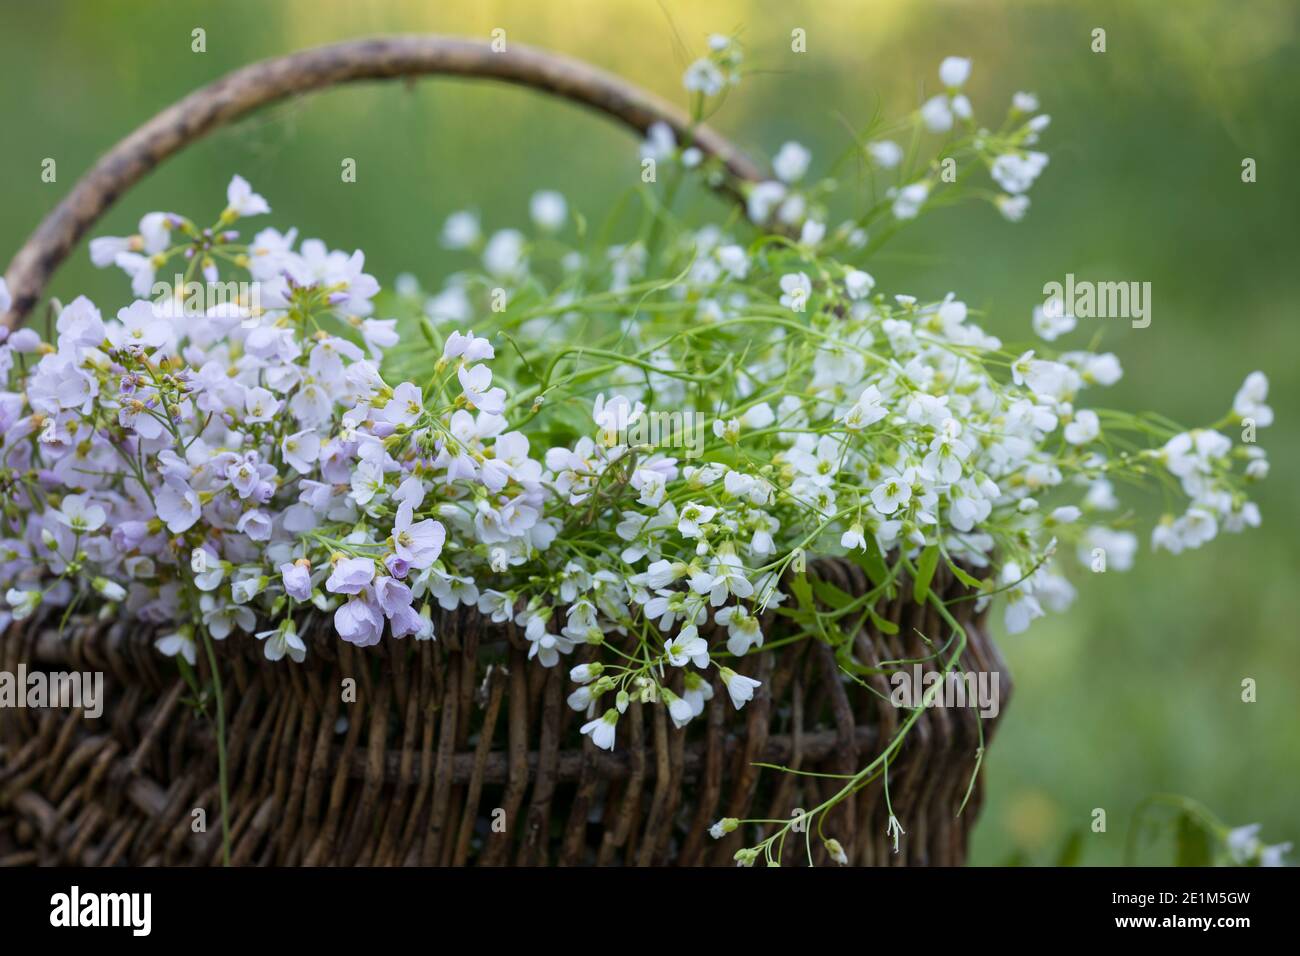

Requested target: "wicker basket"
[
  {"left": 0, "top": 37, "right": 1011, "bottom": 867},
  {"left": 1, "top": 559, "right": 1007, "bottom": 866}
]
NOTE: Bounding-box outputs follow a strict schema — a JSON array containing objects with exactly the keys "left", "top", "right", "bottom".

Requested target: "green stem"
[{"left": 200, "top": 627, "right": 232, "bottom": 866}]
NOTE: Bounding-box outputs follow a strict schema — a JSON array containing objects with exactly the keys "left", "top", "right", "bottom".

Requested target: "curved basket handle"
[{"left": 2, "top": 35, "right": 764, "bottom": 328}]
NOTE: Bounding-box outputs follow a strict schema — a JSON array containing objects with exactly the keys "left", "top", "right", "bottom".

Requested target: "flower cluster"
[{"left": 0, "top": 54, "right": 1270, "bottom": 782}]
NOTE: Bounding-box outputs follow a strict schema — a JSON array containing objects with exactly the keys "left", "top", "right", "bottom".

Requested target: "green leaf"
[
  {"left": 1055, "top": 830, "right": 1085, "bottom": 867},
  {"left": 810, "top": 577, "right": 855, "bottom": 611},
  {"left": 944, "top": 554, "right": 982, "bottom": 590},
  {"left": 176, "top": 654, "right": 201, "bottom": 699},
  {"left": 419, "top": 315, "right": 442, "bottom": 352},
  {"left": 912, "top": 545, "right": 940, "bottom": 605},
  {"left": 1174, "top": 812, "right": 1213, "bottom": 867},
  {"left": 789, "top": 573, "right": 814, "bottom": 612},
  {"left": 846, "top": 541, "right": 889, "bottom": 589},
  {"left": 868, "top": 608, "right": 899, "bottom": 635}
]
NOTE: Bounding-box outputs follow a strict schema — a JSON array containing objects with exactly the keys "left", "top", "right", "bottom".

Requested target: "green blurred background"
[{"left": 2, "top": 0, "right": 1295, "bottom": 864}]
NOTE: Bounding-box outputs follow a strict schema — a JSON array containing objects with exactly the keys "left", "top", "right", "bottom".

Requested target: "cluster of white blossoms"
[
  {"left": 742, "top": 54, "right": 1054, "bottom": 233},
  {"left": 0, "top": 53, "right": 1270, "bottom": 762}
]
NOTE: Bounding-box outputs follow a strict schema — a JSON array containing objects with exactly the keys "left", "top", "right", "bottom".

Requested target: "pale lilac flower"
[
  {"left": 243, "top": 386, "right": 281, "bottom": 423},
  {"left": 156, "top": 478, "right": 201, "bottom": 533},
  {"left": 334, "top": 593, "right": 384, "bottom": 646},
  {"left": 282, "top": 430, "right": 321, "bottom": 474},
  {"left": 280, "top": 562, "right": 312, "bottom": 601},
  {"left": 393, "top": 502, "right": 446, "bottom": 570},
  {"left": 56, "top": 494, "right": 107, "bottom": 533},
  {"left": 325, "top": 556, "right": 375, "bottom": 595}
]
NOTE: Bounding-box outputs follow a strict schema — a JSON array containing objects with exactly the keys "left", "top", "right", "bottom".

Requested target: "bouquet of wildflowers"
[{"left": 0, "top": 42, "right": 1272, "bottom": 861}]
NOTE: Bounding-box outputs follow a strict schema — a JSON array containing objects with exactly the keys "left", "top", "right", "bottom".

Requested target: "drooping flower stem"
[{"left": 199, "top": 625, "right": 232, "bottom": 867}]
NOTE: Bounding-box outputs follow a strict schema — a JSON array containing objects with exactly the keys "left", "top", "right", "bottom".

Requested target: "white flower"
[
  {"left": 746, "top": 181, "right": 787, "bottom": 224},
  {"left": 529, "top": 191, "right": 567, "bottom": 232},
  {"left": 6, "top": 588, "right": 41, "bottom": 621},
  {"left": 843, "top": 385, "right": 888, "bottom": 430},
  {"left": 1012, "top": 91, "right": 1040, "bottom": 113},
  {"left": 1079, "top": 527, "right": 1138, "bottom": 571},
  {"left": 257, "top": 620, "right": 307, "bottom": 663},
  {"left": 482, "top": 229, "right": 526, "bottom": 279},
  {"left": 871, "top": 474, "right": 912, "bottom": 515},
  {"left": 570, "top": 662, "right": 603, "bottom": 684},
  {"left": 824, "top": 837, "right": 849, "bottom": 865},
  {"left": 841, "top": 523, "right": 867, "bottom": 551},
  {"left": 719, "top": 667, "right": 761, "bottom": 709},
  {"left": 990, "top": 152, "right": 1049, "bottom": 195},
  {"left": 1233, "top": 371, "right": 1272, "bottom": 427},
  {"left": 664, "top": 626, "right": 710, "bottom": 667},
  {"left": 225, "top": 175, "right": 270, "bottom": 218},
  {"left": 1032, "top": 298, "right": 1075, "bottom": 340},
  {"left": 677, "top": 501, "right": 718, "bottom": 539},
  {"left": 866, "top": 140, "right": 903, "bottom": 168},
  {"left": 1227, "top": 824, "right": 1262, "bottom": 863},
  {"left": 844, "top": 269, "right": 875, "bottom": 299},
  {"left": 1175, "top": 506, "right": 1219, "bottom": 549},
  {"left": 1003, "top": 589, "right": 1044, "bottom": 634},
  {"left": 1160, "top": 430, "right": 1231, "bottom": 479},
  {"left": 441, "top": 211, "right": 481, "bottom": 249},
  {"left": 689, "top": 550, "right": 754, "bottom": 606},
  {"left": 683, "top": 58, "right": 725, "bottom": 96},
  {"left": 156, "top": 629, "right": 197, "bottom": 666},
  {"left": 580, "top": 709, "right": 619, "bottom": 751},
  {"left": 91, "top": 577, "right": 127, "bottom": 602},
  {"left": 800, "top": 220, "right": 826, "bottom": 246},
  {"left": 923, "top": 432, "right": 971, "bottom": 483},
  {"left": 457, "top": 364, "right": 506, "bottom": 414},
  {"left": 443, "top": 329, "right": 495, "bottom": 363},
  {"left": 1011, "top": 350, "right": 1071, "bottom": 400},
  {"left": 716, "top": 244, "right": 748, "bottom": 278},
  {"left": 892, "top": 181, "right": 930, "bottom": 220},
  {"left": 709, "top": 818, "right": 739, "bottom": 840},
  {"left": 996, "top": 194, "right": 1030, "bottom": 222},
  {"left": 664, "top": 688, "right": 695, "bottom": 728},
  {"left": 382, "top": 381, "right": 424, "bottom": 426},
  {"left": 779, "top": 272, "right": 812, "bottom": 311},
  {"left": 939, "top": 56, "right": 972, "bottom": 88},
  {"left": 231, "top": 574, "right": 267, "bottom": 605},
  {"left": 717, "top": 605, "right": 763, "bottom": 656},
  {"left": 641, "top": 122, "right": 677, "bottom": 163},
  {"left": 1049, "top": 506, "right": 1081, "bottom": 525},
  {"left": 1261, "top": 843, "right": 1292, "bottom": 867},
  {"left": 920, "top": 95, "right": 953, "bottom": 133},
  {"left": 1078, "top": 352, "right": 1122, "bottom": 386},
  {"left": 773, "top": 141, "right": 812, "bottom": 184},
  {"left": 1064, "top": 409, "right": 1100, "bottom": 445}
]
